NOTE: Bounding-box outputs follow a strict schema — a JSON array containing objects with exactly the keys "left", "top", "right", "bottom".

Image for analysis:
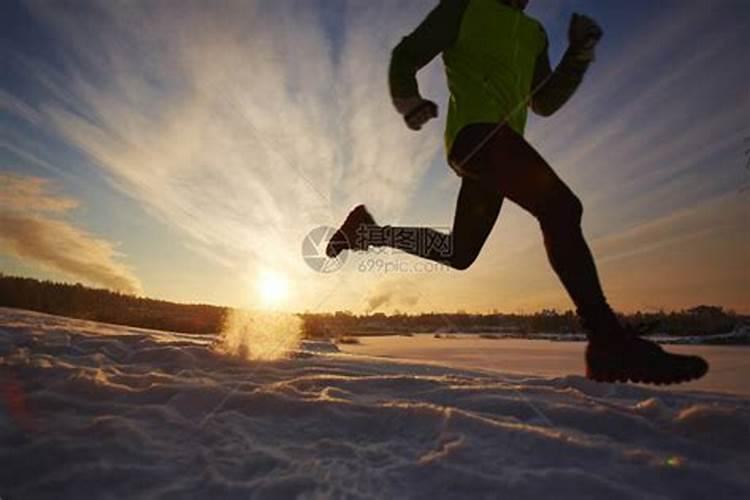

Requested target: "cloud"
[
  {"left": 5, "top": 1, "right": 747, "bottom": 313},
  {"left": 365, "top": 279, "right": 420, "bottom": 313},
  {"left": 9, "top": 0, "right": 443, "bottom": 297},
  {"left": 0, "top": 174, "right": 78, "bottom": 213},
  {"left": 366, "top": 291, "right": 392, "bottom": 313},
  {"left": 472, "top": 191, "right": 750, "bottom": 313},
  {"left": 591, "top": 192, "right": 750, "bottom": 312},
  {"left": 0, "top": 173, "right": 142, "bottom": 294},
  {"left": 0, "top": 89, "right": 43, "bottom": 126},
  {"left": 527, "top": 1, "right": 748, "bottom": 233}
]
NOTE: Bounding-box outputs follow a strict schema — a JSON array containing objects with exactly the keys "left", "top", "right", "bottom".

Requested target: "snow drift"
[{"left": 1, "top": 308, "right": 748, "bottom": 499}]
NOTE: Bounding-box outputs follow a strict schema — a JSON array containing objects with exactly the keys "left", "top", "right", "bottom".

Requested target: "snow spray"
[{"left": 219, "top": 309, "right": 302, "bottom": 361}]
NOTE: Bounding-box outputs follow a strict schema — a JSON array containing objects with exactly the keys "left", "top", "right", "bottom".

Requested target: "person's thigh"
[
  {"left": 449, "top": 176, "right": 503, "bottom": 268},
  {"left": 451, "top": 123, "right": 578, "bottom": 219}
]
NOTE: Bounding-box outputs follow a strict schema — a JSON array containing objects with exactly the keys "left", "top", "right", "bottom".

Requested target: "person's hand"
[
  {"left": 393, "top": 96, "right": 438, "bottom": 131},
  {"left": 568, "top": 13, "right": 603, "bottom": 61}
]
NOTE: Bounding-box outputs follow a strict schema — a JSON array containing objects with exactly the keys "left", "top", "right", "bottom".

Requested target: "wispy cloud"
[
  {"left": 0, "top": 173, "right": 142, "bottom": 294},
  {"left": 8, "top": 0, "right": 442, "bottom": 297},
  {"left": 3, "top": 0, "right": 747, "bottom": 312},
  {"left": 365, "top": 278, "right": 421, "bottom": 313},
  {"left": 0, "top": 174, "right": 77, "bottom": 213},
  {"left": 528, "top": 2, "right": 748, "bottom": 229}
]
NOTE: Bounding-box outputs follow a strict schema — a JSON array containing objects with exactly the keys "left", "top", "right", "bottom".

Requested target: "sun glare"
[{"left": 257, "top": 270, "right": 289, "bottom": 307}]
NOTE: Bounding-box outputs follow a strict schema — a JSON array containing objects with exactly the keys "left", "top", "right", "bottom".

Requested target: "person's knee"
[
  {"left": 538, "top": 189, "right": 583, "bottom": 230},
  {"left": 450, "top": 248, "right": 478, "bottom": 271},
  {"left": 566, "top": 193, "right": 584, "bottom": 225}
]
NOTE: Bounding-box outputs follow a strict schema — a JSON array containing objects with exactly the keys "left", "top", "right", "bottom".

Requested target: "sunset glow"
[
  {"left": 256, "top": 270, "right": 289, "bottom": 308},
  {"left": 0, "top": 1, "right": 747, "bottom": 314}
]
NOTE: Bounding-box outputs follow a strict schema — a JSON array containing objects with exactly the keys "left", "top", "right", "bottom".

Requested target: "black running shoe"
[
  {"left": 586, "top": 331, "right": 709, "bottom": 385},
  {"left": 326, "top": 205, "right": 376, "bottom": 258}
]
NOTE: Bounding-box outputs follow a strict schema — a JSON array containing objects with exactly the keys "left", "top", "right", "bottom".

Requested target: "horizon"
[
  {"left": 2, "top": 0, "right": 749, "bottom": 315},
  {"left": 2, "top": 272, "right": 747, "bottom": 318}
]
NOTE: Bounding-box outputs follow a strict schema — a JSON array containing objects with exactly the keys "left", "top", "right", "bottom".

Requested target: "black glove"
[
  {"left": 393, "top": 97, "right": 439, "bottom": 131},
  {"left": 568, "top": 13, "right": 603, "bottom": 61}
]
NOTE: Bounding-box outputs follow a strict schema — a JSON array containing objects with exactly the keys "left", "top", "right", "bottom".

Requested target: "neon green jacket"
[{"left": 390, "top": 0, "right": 593, "bottom": 154}]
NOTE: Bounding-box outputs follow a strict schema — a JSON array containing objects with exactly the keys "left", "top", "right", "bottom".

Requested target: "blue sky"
[{"left": 1, "top": 0, "right": 748, "bottom": 313}]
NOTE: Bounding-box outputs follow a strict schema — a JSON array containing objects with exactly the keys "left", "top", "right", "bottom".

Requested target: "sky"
[{"left": 1, "top": 0, "right": 748, "bottom": 315}]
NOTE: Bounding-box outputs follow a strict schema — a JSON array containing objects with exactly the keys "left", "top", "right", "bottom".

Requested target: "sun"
[{"left": 256, "top": 270, "right": 289, "bottom": 307}]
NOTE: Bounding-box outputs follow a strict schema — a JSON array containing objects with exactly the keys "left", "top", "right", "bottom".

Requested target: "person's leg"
[
  {"left": 452, "top": 124, "right": 613, "bottom": 329},
  {"left": 328, "top": 122, "right": 708, "bottom": 383},
  {"left": 452, "top": 123, "right": 707, "bottom": 384},
  {"left": 372, "top": 177, "right": 503, "bottom": 270}
]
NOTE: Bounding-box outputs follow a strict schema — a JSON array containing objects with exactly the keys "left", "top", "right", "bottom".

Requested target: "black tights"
[{"left": 377, "top": 123, "right": 611, "bottom": 320}]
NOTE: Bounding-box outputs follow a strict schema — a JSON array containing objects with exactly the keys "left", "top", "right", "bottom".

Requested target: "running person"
[{"left": 326, "top": 0, "right": 708, "bottom": 385}]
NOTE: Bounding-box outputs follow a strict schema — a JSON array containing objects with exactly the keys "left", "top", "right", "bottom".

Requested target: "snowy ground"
[
  {"left": 342, "top": 335, "right": 750, "bottom": 397},
  {"left": 1, "top": 308, "right": 749, "bottom": 499}
]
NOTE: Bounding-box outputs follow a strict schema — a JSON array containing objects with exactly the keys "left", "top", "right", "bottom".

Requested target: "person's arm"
[
  {"left": 389, "top": 0, "right": 469, "bottom": 129},
  {"left": 531, "top": 14, "right": 602, "bottom": 117}
]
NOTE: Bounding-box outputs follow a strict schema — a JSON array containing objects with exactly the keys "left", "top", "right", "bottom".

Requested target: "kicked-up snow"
[{"left": 1, "top": 308, "right": 749, "bottom": 499}]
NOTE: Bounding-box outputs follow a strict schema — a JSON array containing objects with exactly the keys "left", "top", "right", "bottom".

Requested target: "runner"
[{"left": 326, "top": 0, "right": 709, "bottom": 385}]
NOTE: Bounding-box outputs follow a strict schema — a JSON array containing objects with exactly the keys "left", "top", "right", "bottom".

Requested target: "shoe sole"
[{"left": 586, "top": 358, "right": 709, "bottom": 386}]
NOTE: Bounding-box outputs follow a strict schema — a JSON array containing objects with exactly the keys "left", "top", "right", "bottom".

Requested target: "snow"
[
  {"left": 1, "top": 308, "right": 749, "bottom": 499},
  {"left": 653, "top": 328, "right": 750, "bottom": 345},
  {"left": 433, "top": 328, "right": 750, "bottom": 346},
  {"left": 343, "top": 334, "right": 750, "bottom": 397}
]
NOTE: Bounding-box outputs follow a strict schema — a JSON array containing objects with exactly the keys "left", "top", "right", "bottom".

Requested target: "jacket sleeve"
[
  {"left": 530, "top": 34, "right": 593, "bottom": 117},
  {"left": 389, "top": 0, "right": 469, "bottom": 101}
]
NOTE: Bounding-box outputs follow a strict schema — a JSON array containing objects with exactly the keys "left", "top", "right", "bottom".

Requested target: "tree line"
[
  {"left": 0, "top": 274, "right": 225, "bottom": 334},
  {"left": 0, "top": 274, "right": 745, "bottom": 337},
  {"left": 299, "top": 306, "right": 745, "bottom": 338}
]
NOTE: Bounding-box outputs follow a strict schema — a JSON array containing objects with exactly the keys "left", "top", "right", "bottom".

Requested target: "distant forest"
[
  {"left": 301, "top": 307, "right": 746, "bottom": 338},
  {"left": 0, "top": 274, "right": 746, "bottom": 337},
  {"left": 0, "top": 274, "right": 225, "bottom": 334}
]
